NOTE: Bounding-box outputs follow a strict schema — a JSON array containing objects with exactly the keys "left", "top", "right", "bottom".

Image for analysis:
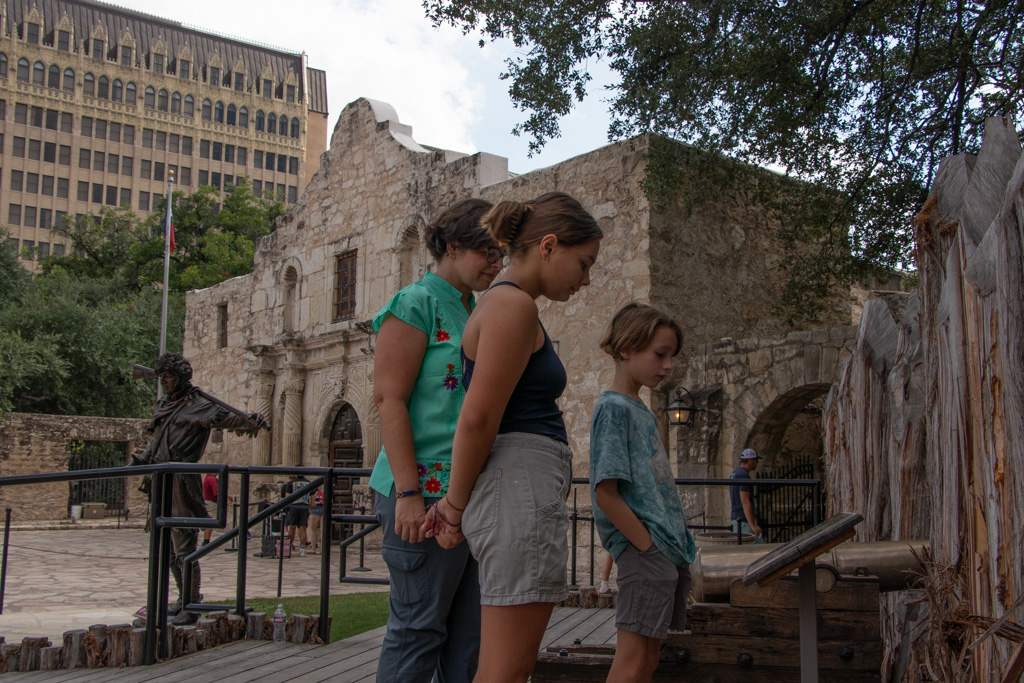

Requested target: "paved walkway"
[{"left": 0, "top": 523, "right": 389, "bottom": 644}]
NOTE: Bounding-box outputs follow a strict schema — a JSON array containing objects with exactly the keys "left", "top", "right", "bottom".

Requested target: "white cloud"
[{"left": 119, "top": 0, "right": 615, "bottom": 173}]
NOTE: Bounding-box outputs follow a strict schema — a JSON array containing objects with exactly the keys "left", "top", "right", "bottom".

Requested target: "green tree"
[{"left": 426, "top": 0, "right": 1022, "bottom": 290}]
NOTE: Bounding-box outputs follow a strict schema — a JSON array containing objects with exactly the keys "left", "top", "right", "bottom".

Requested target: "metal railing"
[
  {"left": 0, "top": 465, "right": 820, "bottom": 666},
  {"left": 0, "top": 463, "right": 374, "bottom": 665}
]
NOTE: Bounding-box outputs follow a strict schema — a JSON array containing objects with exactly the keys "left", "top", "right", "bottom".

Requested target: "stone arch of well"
[{"left": 674, "top": 326, "right": 856, "bottom": 524}]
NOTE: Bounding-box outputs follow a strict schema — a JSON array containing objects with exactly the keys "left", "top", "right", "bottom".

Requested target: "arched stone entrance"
[{"left": 328, "top": 404, "right": 364, "bottom": 522}]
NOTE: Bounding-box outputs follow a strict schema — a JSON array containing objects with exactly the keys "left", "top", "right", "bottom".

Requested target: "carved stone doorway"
[{"left": 328, "top": 404, "right": 363, "bottom": 537}]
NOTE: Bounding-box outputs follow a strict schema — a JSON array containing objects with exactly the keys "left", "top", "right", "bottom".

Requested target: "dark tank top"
[{"left": 461, "top": 282, "right": 568, "bottom": 443}]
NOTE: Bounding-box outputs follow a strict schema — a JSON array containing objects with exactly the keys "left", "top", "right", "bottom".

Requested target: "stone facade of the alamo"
[{"left": 183, "top": 97, "right": 855, "bottom": 526}]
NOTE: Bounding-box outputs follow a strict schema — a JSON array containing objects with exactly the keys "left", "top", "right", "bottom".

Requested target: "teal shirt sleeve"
[{"left": 372, "top": 287, "right": 431, "bottom": 335}]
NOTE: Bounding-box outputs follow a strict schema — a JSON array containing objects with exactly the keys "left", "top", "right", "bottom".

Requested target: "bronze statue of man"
[{"left": 134, "top": 353, "right": 268, "bottom": 625}]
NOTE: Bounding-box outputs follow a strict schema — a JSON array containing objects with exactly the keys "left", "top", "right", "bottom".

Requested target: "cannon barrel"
[{"left": 691, "top": 539, "right": 928, "bottom": 602}]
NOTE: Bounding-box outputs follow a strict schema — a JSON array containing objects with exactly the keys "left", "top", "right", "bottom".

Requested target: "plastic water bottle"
[{"left": 273, "top": 604, "right": 286, "bottom": 643}]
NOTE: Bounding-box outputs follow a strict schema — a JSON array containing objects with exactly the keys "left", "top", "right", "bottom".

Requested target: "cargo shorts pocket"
[
  {"left": 381, "top": 545, "right": 428, "bottom": 606},
  {"left": 463, "top": 468, "right": 501, "bottom": 541}
]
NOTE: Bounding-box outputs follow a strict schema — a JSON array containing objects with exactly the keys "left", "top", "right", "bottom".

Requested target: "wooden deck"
[{"left": 1, "top": 608, "right": 616, "bottom": 682}]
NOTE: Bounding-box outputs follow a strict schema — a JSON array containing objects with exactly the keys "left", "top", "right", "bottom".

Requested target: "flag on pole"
[{"left": 164, "top": 202, "right": 175, "bottom": 252}]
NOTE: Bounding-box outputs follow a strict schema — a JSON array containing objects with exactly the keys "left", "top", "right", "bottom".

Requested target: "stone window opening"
[
  {"left": 239, "top": 106, "right": 249, "bottom": 128},
  {"left": 171, "top": 92, "right": 182, "bottom": 114},
  {"left": 63, "top": 68, "right": 75, "bottom": 92},
  {"left": 32, "top": 61, "right": 45, "bottom": 85},
  {"left": 17, "top": 58, "right": 29, "bottom": 82},
  {"left": 126, "top": 82, "right": 137, "bottom": 104},
  {"left": 283, "top": 266, "right": 299, "bottom": 333},
  {"left": 47, "top": 65, "right": 60, "bottom": 89},
  {"left": 399, "top": 224, "right": 422, "bottom": 288},
  {"left": 84, "top": 73, "right": 95, "bottom": 96},
  {"left": 334, "top": 250, "right": 357, "bottom": 320},
  {"left": 97, "top": 76, "right": 109, "bottom": 99},
  {"left": 112, "top": 79, "right": 123, "bottom": 101},
  {"left": 158, "top": 89, "right": 169, "bottom": 111},
  {"left": 217, "top": 303, "right": 228, "bottom": 348}
]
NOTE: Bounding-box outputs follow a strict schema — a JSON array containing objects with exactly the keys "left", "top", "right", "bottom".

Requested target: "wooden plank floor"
[{"left": 1, "top": 608, "right": 615, "bottom": 682}]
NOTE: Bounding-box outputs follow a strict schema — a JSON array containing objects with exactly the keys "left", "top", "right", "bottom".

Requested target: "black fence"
[
  {"left": 0, "top": 465, "right": 821, "bottom": 667},
  {"left": 757, "top": 457, "right": 824, "bottom": 544},
  {"left": 66, "top": 440, "right": 128, "bottom": 516}
]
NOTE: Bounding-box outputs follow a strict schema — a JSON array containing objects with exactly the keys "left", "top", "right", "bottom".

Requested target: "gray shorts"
[
  {"left": 462, "top": 432, "right": 573, "bottom": 606},
  {"left": 205, "top": 500, "right": 217, "bottom": 518},
  {"left": 615, "top": 543, "right": 691, "bottom": 639}
]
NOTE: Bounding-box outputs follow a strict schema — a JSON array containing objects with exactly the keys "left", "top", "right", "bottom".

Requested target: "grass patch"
[{"left": 247, "top": 592, "right": 390, "bottom": 642}]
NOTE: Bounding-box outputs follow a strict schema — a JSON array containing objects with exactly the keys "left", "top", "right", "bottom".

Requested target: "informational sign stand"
[{"left": 742, "top": 512, "right": 864, "bottom": 683}]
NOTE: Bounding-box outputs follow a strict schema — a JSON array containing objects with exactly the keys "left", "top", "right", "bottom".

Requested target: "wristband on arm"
[{"left": 395, "top": 484, "right": 423, "bottom": 499}]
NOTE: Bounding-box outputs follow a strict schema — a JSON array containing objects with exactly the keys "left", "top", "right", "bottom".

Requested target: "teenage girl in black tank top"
[{"left": 422, "top": 192, "right": 603, "bottom": 682}]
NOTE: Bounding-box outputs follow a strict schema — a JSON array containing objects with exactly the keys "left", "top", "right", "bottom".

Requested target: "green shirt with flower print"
[{"left": 368, "top": 271, "right": 474, "bottom": 498}]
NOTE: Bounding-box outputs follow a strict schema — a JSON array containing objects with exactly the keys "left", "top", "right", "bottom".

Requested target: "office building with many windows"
[{"left": 1, "top": 0, "right": 328, "bottom": 264}]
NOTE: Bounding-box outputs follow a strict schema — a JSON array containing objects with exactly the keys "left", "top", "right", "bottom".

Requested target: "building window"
[
  {"left": 139, "top": 191, "right": 149, "bottom": 212},
  {"left": 57, "top": 178, "right": 69, "bottom": 198},
  {"left": 63, "top": 68, "right": 75, "bottom": 92},
  {"left": 93, "top": 151, "right": 104, "bottom": 169},
  {"left": 239, "top": 107, "right": 249, "bottom": 128},
  {"left": 288, "top": 185, "right": 297, "bottom": 203},
  {"left": 184, "top": 95, "right": 194, "bottom": 117},
  {"left": 141, "top": 159, "right": 151, "bottom": 179},
  {"left": 142, "top": 129, "right": 153, "bottom": 148},
  {"left": 169, "top": 134, "right": 180, "bottom": 153},
  {"left": 291, "top": 118, "right": 300, "bottom": 138},
  {"left": 153, "top": 53, "right": 164, "bottom": 74},
  {"left": 182, "top": 137, "right": 193, "bottom": 155},
  {"left": 267, "top": 113, "right": 277, "bottom": 135},
  {"left": 211, "top": 171, "right": 221, "bottom": 189},
  {"left": 158, "top": 89, "right": 168, "bottom": 111},
  {"left": 334, "top": 251, "right": 357, "bottom": 319},
  {"left": 92, "top": 39, "right": 104, "bottom": 61},
  {"left": 226, "top": 104, "right": 236, "bottom": 126},
  {"left": 77, "top": 181, "right": 88, "bottom": 201},
  {"left": 126, "top": 82, "right": 137, "bottom": 105},
  {"left": 25, "top": 173, "right": 38, "bottom": 194},
  {"left": 22, "top": 240, "right": 34, "bottom": 259},
  {"left": 17, "top": 58, "right": 29, "bottom": 82},
  {"left": 9, "top": 170, "right": 22, "bottom": 191},
  {"left": 277, "top": 154, "right": 286, "bottom": 173},
  {"left": 105, "top": 185, "right": 117, "bottom": 206},
  {"left": 14, "top": 103, "right": 26, "bottom": 123},
  {"left": 30, "top": 106, "right": 43, "bottom": 127},
  {"left": 53, "top": 240, "right": 66, "bottom": 256},
  {"left": 98, "top": 76, "right": 109, "bottom": 99},
  {"left": 12, "top": 136, "right": 26, "bottom": 158},
  {"left": 107, "top": 154, "right": 118, "bottom": 174},
  {"left": 123, "top": 125, "right": 135, "bottom": 144},
  {"left": 95, "top": 120, "right": 107, "bottom": 139},
  {"left": 121, "top": 46, "right": 132, "bottom": 67},
  {"left": 234, "top": 72, "right": 244, "bottom": 91},
  {"left": 82, "top": 117, "right": 95, "bottom": 136},
  {"left": 200, "top": 140, "right": 210, "bottom": 158},
  {"left": 289, "top": 157, "right": 298, "bottom": 175},
  {"left": 252, "top": 179, "right": 262, "bottom": 196},
  {"left": 224, "top": 145, "right": 234, "bottom": 163},
  {"left": 178, "top": 60, "right": 190, "bottom": 79},
  {"left": 254, "top": 150, "right": 263, "bottom": 167},
  {"left": 43, "top": 142, "right": 56, "bottom": 162},
  {"left": 214, "top": 101, "right": 224, "bottom": 123},
  {"left": 26, "top": 22, "right": 40, "bottom": 44},
  {"left": 209, "top": 66, "right": 220, "bottom": 86},
  {"left": 8, "top": 204, "right": 21, "bottom": 225},
  {"left": 154, "top": 162, "right": 165, "bottom": 182},
  {"left": 265, "top": 152, "right": 275, "bottom": 171},
  {"left": 262, "top": 78, "right": 272, "bottom": 98},
  {"left": 92, "top": 183, "right": 103, "bottom": 203},
  {"left": 279, "top": 116, "right": 288, "bottom": 136},
  {"left": 217, "top": 304, "right": 228, "bottom": 348},
  {"left": 47, "top": 65, "right": 60, "bottom": 88},
  {"left": 109, "top": 121, "right": 120, "bottom": 141},
  {"left": 120, "top": 187, "right": 131, "bottom": 206},
  {"left": 286, "top": 84, "right": 296, "bottom": 103},
  {"left": 59, "top": 145, "right": 71, "bottom": 165},
  {"left": 144, "top": 86, "right": 155, "bottom": 109},
  {"left": 84, "top": 73, "right": 95, "bottom": 96},
  {"left": 237, "top": 147, "right": 247, "bottom": 166},
  {"left": 179, "top": 167, "right": 191, "bottom": 186},
  {"left": 31, "top": 61, "right": 44, "bottom": 85},
  {"left": 255, "top": 110, "right": 264, "bottom": 131},
  {"left": 23, "top": 207, "right": 37, "bottom": 228},
  {"left": 171, "top": 92, "right": 181, "bottom": 114},
  {"left": 58, "top": 30, "right": 70, "bottom": 51},
  {"left": 212, "top": 142, "right": 222, "bottom": 161},
  {"left": 121, "top": 156, "right": 133, "bottom": 175},
  {"left": 156, "top": 131, "right": 166, "bottom": 151},
  {"left": 45, "top": 109, "right": 58, "bottom": 130},
  {"left": 61, "top": 112, "right": 73, "bottom": 133},
  {"left": 28, "top": 139, "right": 40, "bottom": 160},
  {"left": 201, "top": 99, "right": 212, "bottom": 121},
  {"left": 198, "top": 169, "right": 208, "bottom": 186},
  {"left": 38, "top": 238, "right": 50, "bottom": 254},
  {"left": 110, "top": 79, "right": 122, "bottom": 102}
]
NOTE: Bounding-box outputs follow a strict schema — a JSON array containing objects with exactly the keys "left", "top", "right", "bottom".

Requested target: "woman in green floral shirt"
[{"left": 370, "top": 198, "right": 504, "bottom": 682}]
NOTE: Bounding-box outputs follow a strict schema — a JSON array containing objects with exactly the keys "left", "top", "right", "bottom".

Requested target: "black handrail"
[{"left": 0, "top": 465, "right": 821, "bottom": 665}]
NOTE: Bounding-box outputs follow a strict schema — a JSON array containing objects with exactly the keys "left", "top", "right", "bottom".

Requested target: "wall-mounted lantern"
[{"left": 667, "top": 387, "right": 703, "bottom": 427}]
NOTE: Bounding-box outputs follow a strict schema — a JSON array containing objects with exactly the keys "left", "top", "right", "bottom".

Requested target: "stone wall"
[
  {"left": 0, "top": 413, "right": 149, "bottom": 521},
  {"left": 182, "top": 96, "right": 855, "bottom": 547}
]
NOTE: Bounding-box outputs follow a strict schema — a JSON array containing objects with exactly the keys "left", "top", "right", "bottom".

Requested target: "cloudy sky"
[{"left": 124, "top": 0, "right": 617, "bottom": 175}]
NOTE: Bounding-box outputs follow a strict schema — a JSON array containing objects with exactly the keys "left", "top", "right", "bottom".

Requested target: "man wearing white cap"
[{"left": 729, "top": 449, "right": 764, "bottom": 543}]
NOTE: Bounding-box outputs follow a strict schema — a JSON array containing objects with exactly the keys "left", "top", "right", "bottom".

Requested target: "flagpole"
[{"left": 158, "top": 170, "right": 175, "bottom": 400}]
